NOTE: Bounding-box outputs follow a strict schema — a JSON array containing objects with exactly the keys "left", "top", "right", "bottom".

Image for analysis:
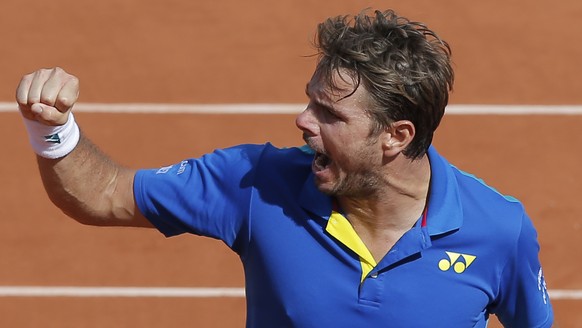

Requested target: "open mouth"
[{"left": 313, "top": 152, "right": 331, "bottom": 172}]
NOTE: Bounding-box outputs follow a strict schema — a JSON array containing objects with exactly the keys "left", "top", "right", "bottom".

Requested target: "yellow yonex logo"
[{"left": 438, "top": 251, "right": 477, "bottom": 273}]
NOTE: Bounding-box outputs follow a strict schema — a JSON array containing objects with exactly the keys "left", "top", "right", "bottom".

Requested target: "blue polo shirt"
[{"left": 134, "top": 144, "right": 553, "bottom": 328}]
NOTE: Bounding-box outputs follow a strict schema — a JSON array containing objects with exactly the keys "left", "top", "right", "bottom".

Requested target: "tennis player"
[{"left": 16, "top": 9, "right": 553, "bottom": 327}]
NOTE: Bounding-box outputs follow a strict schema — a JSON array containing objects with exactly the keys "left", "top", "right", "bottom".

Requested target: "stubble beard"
[
  {"left": 308, "top": 133, "right": 384, "bottom": 198},
  {"left": 317, "top": 164, "right": 383, "bottom": 198}
]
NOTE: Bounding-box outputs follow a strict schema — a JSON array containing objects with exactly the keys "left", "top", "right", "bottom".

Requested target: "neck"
[{"left": 337, "top": 153, "right": 431, "bottom": 232}]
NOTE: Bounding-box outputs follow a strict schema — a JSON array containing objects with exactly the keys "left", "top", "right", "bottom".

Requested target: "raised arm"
[{"left": 16, "top": 67, "right": 152, "bottom": 228}]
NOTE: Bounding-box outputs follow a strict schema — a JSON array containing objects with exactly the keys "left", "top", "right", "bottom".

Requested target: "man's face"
[{"left": 296, "top": 69, "right": 385, "bottom": 197}]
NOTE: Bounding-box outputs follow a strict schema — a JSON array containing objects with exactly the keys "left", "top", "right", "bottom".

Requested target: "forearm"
[{"left": 37, "top": 132, "right": 146, "bottom": 227}]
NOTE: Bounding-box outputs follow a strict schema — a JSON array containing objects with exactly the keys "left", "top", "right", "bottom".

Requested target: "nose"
[{"left": 295, "top": 105, "right": 317, "bottom": 136}]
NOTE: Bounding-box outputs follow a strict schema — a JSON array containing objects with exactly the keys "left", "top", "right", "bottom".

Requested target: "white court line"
[
  {"left": 2, "top": 102, "right": 582, "bottom": 114},
  {"left": 0, "top": 286, "right": 245, "bottom": 298},
  {"left": 0, "top": 286, "right": 579, "bottom": 299},
  {"left": 547, "top": 289, "right": 582, "bottom": 300}
]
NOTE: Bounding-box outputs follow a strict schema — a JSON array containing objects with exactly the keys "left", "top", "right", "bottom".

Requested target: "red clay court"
[{"left": 1, "top": 0, "right": 581, "bottom": 327}]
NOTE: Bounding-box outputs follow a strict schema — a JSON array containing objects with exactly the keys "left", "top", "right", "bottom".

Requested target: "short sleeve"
[
  {"left": 133, "top": 144, "right": 265, "bottom": 250},
  {"left": 491, "top": 213, "right": 554, "bottom": 327}
]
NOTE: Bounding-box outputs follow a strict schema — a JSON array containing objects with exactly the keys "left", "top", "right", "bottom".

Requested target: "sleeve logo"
[
  {"left": 156, "top": 165, "right": 173, "bottom": 174},
  {"left": 438, "top": 251, "right": 477, "bottom": 273},
  {"left": 538, "top": 267, "right": 549, "bottom": 304}
]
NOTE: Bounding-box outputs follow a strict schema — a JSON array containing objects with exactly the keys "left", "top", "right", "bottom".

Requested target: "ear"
[{"left": 382, "top": 120, "right": 415, "bottom": 157}]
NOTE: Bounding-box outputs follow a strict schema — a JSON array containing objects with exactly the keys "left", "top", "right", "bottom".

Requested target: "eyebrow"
[
  {"left": 305, "top": 88, "right": 329, "bottom": 109},
  {"left": 305, "top": 83, "right": 331, "bottom": 104}
]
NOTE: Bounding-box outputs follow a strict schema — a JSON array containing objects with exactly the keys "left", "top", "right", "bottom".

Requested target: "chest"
[{"left": 242, "top": 204, "right": 497, "bottom": 327}]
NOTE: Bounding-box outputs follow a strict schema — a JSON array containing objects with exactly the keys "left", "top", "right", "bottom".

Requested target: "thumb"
[{"left": 31, "top": 103, "right": 71, "bottom": 126}]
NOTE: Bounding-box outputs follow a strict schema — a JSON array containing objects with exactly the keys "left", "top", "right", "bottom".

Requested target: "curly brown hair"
[{"left": 314, "top": 9, "right": 454, "bottom": 159}]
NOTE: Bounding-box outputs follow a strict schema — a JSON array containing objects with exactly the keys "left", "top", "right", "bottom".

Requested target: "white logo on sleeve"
[
  {"left": 537, "top": 267, "right": 549, "bottom": 304},
  {"left": 177, "top": 160, "right": 189, "bottom": 175},
  {"left": 156, "top": 165, "right": 173, "bottom": 174}
]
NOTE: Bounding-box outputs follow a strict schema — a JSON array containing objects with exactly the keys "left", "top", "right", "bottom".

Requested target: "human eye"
[
  {"left": 319, "top": 104, "right": 343, "bottom": 123},
  {"left": 324, "top": 106, "right": 340, "bottom": 118},
  {"left": 305, "top": 88, "right": 342, "bottom": 122}
]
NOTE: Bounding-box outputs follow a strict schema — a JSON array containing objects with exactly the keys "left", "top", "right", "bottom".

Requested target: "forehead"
[{"left": 306, "top": 68, "right": 370, "bottom": 106}]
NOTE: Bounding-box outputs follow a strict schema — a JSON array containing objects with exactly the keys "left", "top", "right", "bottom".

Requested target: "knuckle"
[
  {"left": 28, "top": 94, "right": 40, "bottom": 104},
  {"left": 54, "top": 67, "right": 72, "bottom": 79},
  {"left": 67, "top": 76, "right": 80, "bottom": 89},
  {"left": 22, "top": 73, "right": 35, "bottom": 81},
  {"left": 41, "top": 94, "right": 57, "bottom": 105},
  {"left": 35, "top": 68, "right": 50, "bottom": 78},
  {"left": 57, "top": 96, "right": 75, "bottom": 108}
]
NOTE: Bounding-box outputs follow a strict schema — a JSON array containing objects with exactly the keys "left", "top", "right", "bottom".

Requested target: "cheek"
[
  {"left": 321, "top": 123, "right": 379, "bottom": 162},
  {"left": 345, "top": 140, "right": 382, "bottom": 168},
  {"left": 330, "top": 144, "right": 366, "bottom": 169}
]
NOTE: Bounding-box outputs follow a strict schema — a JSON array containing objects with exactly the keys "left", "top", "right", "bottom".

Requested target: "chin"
[{"left": 314, "top": 179, "right": 337, "bottom": 196}]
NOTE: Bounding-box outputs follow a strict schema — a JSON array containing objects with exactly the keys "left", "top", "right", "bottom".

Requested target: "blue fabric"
[{"left": 134, "top": 144, "right": 553, "bottom": 328}]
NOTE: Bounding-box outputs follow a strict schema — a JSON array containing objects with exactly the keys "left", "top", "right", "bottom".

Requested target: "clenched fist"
[{"left": 16, "top": 67, "right": 79, "bottom": 126}]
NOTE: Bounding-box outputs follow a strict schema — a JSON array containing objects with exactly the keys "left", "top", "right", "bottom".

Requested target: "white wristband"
[{"left": 23, "top": 113, "right": 81, "bottom": 159}]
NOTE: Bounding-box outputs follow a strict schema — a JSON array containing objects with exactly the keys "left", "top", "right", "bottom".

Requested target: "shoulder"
[
  {"left": 450, "top": 165, "right": 533, "bottom": 246},
  {"left": 453, "top": 167, "right": 524, "bottom": 218},
  {"left": 251, "top": 143, "right": 314, "bottom": 184},
  {"left": 195, "top": 143, "right": 308, "bottom": 171},
  {"left": 216, "top": 143, "right": 313, "bottom": 163},
  {"left": 428, "top": 146, "right": 528, "bottom": 242},
  {"left": 201, "top": 143, "right": 314, "bottom": 189},
  {"left": 426, "top": 147, "right": 527, "bottom": 240}
]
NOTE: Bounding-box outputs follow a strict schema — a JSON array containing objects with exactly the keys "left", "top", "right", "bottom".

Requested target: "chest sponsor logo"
[{"left": 438, "top": 251, "right": 476, "bottom": 273}]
